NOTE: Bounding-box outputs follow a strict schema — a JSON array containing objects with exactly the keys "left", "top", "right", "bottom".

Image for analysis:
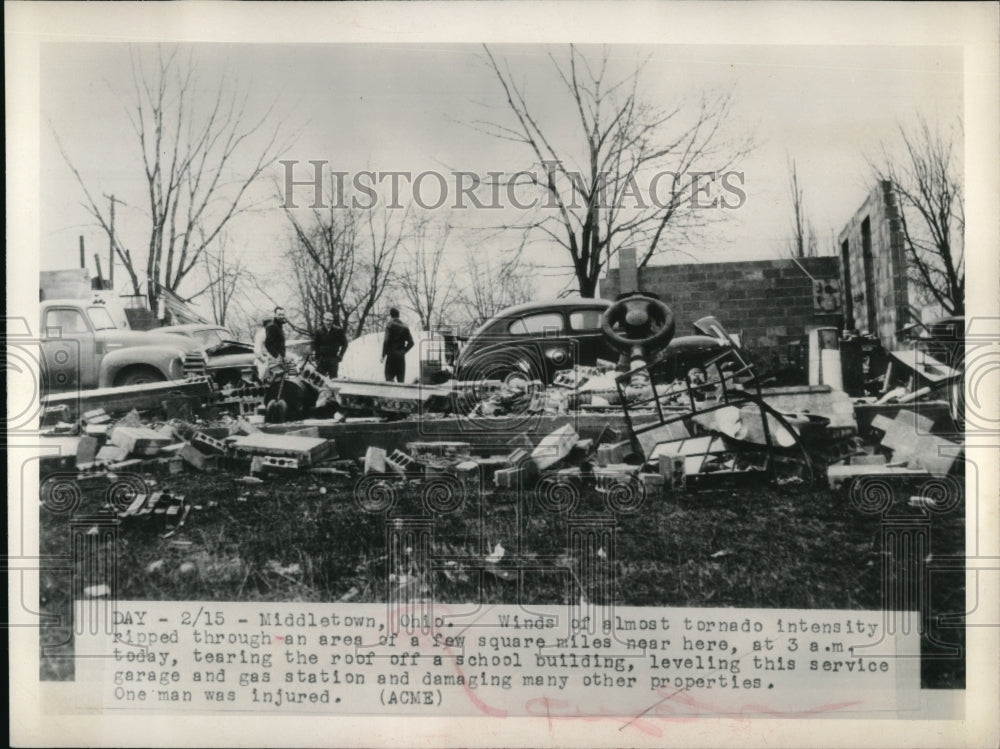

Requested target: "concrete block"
[
  {"left": 76, "top": 436, "right": 100, "bottom": 467},
  {"left": 230, "top": 419, "right": 261, "bottom": 436},
  {"left": 386, "top": 449, "right": 419, "bottom": 475},
  {"left": 596, "top": 440, "right": 635, "bottom": 467},
  {"left": 96, "top": 445, "right": 128, "bottom": 463},
  {"left": 156, "top": 423, "right": 178, "bottom": 441},
  {"left": 42, "top": 405, "right": 72, "bottom": 426},
  {"left": 255, "top": 455, "right": 301, "bottom": 472},
  {"left": 455, "top": 460, "right": 480, "bottom": 477},
  {"left": 506, "top": 447, "right": 532, "bottom": 467},
  {"left": 109, "top": 426, "right": 173, "bottom": 456},
  {"left": 494, "top": 462, "right": 539, "bottom": 489},
  {"left": 406, "top": 441, "right": 472, "bottom": 459},
  {"left": 849, "top": 454, "right": 887, "bottom": 466},
  {"left": 191, "top": 432, "right": 227, "bottom": 455},
  {"left": 180, "top": 443, "right": 215, "bottom": 472},
  {"left": 639, "top": 472, "right": 665, "bottom": 497},
  {"left": 530, "top": 424, "right": 579, "bottom": 471},
  {"left": 364, "top": 447, "right": 387, "bottom": 474},
  {"left": 228, "top": 432, "right": 336, "bottom": 466},
  {"left": 648, "top": 436, "right": 725, "bottom": 476},
  {"left": 82, "top": 408, "right": 111, "bottom": 424},
  {"left": 658, "top": 455, "right": 687, "bottom": 492},
  {"left": 593, "top": 464, "right": 639, "bottom": 495}
]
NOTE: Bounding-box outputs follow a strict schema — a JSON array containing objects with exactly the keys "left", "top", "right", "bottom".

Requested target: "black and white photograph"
[{"left": 7, "top": 2, "right": 999, "bottom": 747}]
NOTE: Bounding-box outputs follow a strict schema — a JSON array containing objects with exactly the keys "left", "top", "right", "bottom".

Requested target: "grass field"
[{"left": 39, "top": 467, "right": 965, "bottom": 689}]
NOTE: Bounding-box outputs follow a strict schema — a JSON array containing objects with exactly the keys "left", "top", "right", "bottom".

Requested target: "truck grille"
[{"left": 183, "top": 352, "right": 208, "bottom": 378}]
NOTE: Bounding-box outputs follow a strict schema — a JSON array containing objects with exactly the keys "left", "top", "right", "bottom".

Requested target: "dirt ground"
[{"left": 39, "top": 466, "right": 965, "bottom": 689}]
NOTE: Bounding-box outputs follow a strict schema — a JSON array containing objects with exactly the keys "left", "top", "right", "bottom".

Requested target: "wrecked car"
[
  {"left": 454, "top": 296, "right": 747, "bottom": 386},
  {"left": 159, "top": 324, "right": 257, "bottom": 387},
  {"left": 40, "top": 298, "right": 208, "bottom": 392},
  {"left": 453, "top": 299, "right": 623, "bottom": 384}
]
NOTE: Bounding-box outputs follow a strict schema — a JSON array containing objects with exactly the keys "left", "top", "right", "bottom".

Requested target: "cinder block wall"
[
  {"left": 600, "top": 256, "right": 842, "bottom": 364},
  {"left": 837, "top": 181, "right": 909, "bottom": 349}
]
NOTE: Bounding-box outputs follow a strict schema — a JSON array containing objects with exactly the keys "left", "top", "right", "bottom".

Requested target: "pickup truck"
[{"left": 40, "top": 298, "right": 209, "bottom": 392}]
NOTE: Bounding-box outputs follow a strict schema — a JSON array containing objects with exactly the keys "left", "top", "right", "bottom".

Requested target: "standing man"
[
  {"left": 312, "top": 312, "right": 349, "bottom": 378},
  {"left": 381, "top": 307, "right": 414, "bottom": 383},
  {"left": 260, "top": 306, "right": 287, "bottom": 382}
]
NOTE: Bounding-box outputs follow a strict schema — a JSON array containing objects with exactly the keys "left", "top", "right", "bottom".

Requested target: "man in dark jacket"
[
  {"left": 255, "top": 307, "right": 287, "bottom": 382},
  {"left": 312, "top": 312, "right": 349, "bottom": 378},
  {"left": 381, "top": 308, "right": 414, "bottom": 383},
  {"left": 264, "top": 307, "right": 287, "bottom": 359}
]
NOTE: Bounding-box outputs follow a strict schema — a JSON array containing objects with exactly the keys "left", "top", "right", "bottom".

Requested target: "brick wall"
[
  {"left": 837, "top": 181, "right": 909, "bottom": 349},
  {"left": 599, "top": 256, "right": 842, "bottom": 364}
]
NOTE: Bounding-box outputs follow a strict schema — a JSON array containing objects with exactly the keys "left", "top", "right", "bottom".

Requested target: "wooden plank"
[{"left": 42, "top": 377, "right": 214, "bottom": 420}]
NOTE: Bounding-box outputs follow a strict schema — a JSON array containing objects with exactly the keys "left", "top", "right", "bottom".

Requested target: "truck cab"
[{"left": 40, "top": 298, "right": 207, "bottom": 392}]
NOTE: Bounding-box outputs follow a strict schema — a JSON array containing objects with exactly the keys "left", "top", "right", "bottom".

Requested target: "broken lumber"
[
  {"left": 826, "top": 463, "right": 930, "bottom": 490},
  {"left": 42, "top": 377, "right": 214, "bottom": 420},
  {"left": 872, "top": 409, "right": 962, "bottom": 475}
]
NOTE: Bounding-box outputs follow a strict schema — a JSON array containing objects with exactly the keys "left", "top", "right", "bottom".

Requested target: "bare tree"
[
  {"left": 454, "top": 242, "right": 536, "bottom": 331},
  {"left": 396, "top": 215, "right": 459, "bottom": 331},
  {"left": 282, "top": 186, "right": 405, "bottom": 338},
  {"left": 51, "top": 46, "right": 291, "bottom": 311},
  {"left": 871, "top": 117, "right": 964, "bottom": 315},
  {"left": 478, "top": 45, "right": 752, "bottom": 297},
  {"left": 192, "top": 233, "right": 253, "bottom": 327}
]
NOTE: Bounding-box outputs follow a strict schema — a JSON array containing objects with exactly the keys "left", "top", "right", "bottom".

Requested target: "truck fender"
[{"left": 99, "top": 344, "right": 187, "bottom": 388}]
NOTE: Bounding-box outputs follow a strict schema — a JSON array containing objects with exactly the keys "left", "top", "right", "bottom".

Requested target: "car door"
[
  {"left": 567, "top": 305, "right": 616, "bottom": 366},
  {"left": 506, "top": 310, "right": 572, "bottom": 381},
  {"left": 41, "top": 306, "right": 97, "bottom": 391}
]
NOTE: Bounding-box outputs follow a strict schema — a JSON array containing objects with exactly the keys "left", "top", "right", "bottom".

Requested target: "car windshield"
[
  {"left": 191, "top": 329, "right": 228, "bottom": 349},
  {"left": 87, "top": 307, "right": 118, "bottom": 331}
]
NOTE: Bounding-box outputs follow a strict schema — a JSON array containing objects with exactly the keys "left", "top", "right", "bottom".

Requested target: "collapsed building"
[{"left": 38, "top": 180, "right": 965, "bottom": 530}]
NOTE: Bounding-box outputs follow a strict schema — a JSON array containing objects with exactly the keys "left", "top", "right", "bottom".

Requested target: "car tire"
[{"left": 116, "top": 366, "right": 167, "bottom": 387}]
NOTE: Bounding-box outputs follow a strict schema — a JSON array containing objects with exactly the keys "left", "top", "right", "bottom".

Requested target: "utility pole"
[
  {"left": 79, "top": 235, "right": 86, "bottom": 269},
  {"left": 104, "top": 194, "right": 126, "bottom": 290}
]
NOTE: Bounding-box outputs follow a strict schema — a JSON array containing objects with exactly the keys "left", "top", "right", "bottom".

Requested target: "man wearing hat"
[{"left": 312, "top": 312, "right": 349, "bottom": 378}]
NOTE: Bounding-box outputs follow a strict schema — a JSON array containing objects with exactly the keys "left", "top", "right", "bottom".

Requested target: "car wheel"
[{"left": 116, "top": 366, "right": 167, "bottom": 387}]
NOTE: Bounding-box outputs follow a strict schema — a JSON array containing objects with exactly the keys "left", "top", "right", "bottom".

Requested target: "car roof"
[
  {"left": 159, "top": 324, "right": 227, "bottom": 333},
  {"left": 495, "top": 298, "right": 611, "bottom": 317},
  {"left": 468, "top": 298, "right": 611, "bottom": 338}
]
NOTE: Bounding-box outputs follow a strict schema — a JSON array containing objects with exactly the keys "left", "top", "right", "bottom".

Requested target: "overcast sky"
[{"left": 40, "top": 42, "right": 963, "bottom": 313}]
